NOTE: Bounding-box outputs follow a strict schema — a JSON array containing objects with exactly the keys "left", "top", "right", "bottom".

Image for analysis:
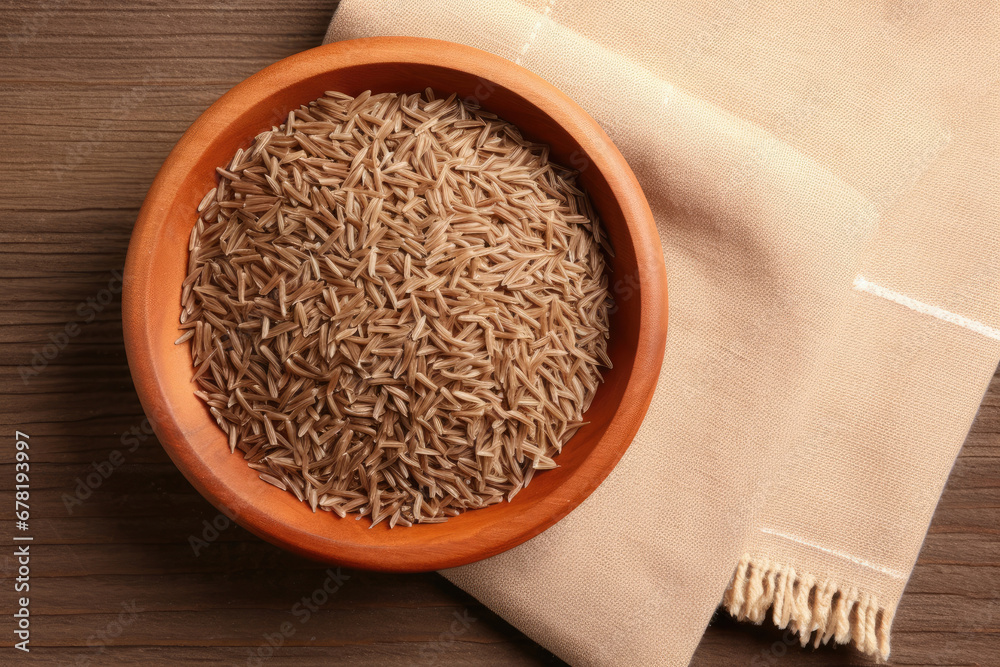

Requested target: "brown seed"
[{"left": 182, "top": 90, "right": 613, "bottom": 526}]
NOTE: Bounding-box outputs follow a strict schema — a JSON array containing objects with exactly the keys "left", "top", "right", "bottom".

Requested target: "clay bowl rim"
[{"left": 123, "top": 36, "right": 667, "bottom": 573}]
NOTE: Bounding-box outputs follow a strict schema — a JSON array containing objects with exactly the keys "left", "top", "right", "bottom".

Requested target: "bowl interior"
[{"left": 126, "top": 39, "right": 662, "bottom": 572}]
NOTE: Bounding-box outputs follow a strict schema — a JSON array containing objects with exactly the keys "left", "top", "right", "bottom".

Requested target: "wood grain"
[{"left": 0, "top": 1, "right": 996, "bottom": 664}]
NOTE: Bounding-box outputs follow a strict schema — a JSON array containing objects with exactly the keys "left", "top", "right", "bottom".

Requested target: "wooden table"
[{"left": 2, "top": 2, "right": 996, "bottom": 664}]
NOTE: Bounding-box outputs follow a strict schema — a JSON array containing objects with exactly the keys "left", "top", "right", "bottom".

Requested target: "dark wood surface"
[{"left": 1, "top": 2, "right": 996, "bottom": 665}]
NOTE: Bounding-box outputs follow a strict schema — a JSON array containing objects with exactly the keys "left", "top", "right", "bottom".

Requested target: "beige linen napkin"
[{"left": 327, "top": 1, "right": 1000, "bottom": 664}]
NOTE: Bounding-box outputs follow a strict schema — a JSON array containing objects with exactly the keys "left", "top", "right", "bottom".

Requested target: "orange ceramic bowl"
[{"left": 123, "top": 37, "right": 667, "bottom": 572}]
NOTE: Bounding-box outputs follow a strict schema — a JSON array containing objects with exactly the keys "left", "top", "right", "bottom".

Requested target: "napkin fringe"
[{"left": 724, "top": 554, "right": 891, "bottom": 660}]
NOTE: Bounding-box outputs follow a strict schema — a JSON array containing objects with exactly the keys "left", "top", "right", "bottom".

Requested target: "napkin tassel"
[{"left": 723, "top": 554, "right": 891, "bottom": 661}]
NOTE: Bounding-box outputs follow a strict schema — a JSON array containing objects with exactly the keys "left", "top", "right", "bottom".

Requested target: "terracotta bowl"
[{"left": 123, "top": 37, "right": 667, "bottom": 572}]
